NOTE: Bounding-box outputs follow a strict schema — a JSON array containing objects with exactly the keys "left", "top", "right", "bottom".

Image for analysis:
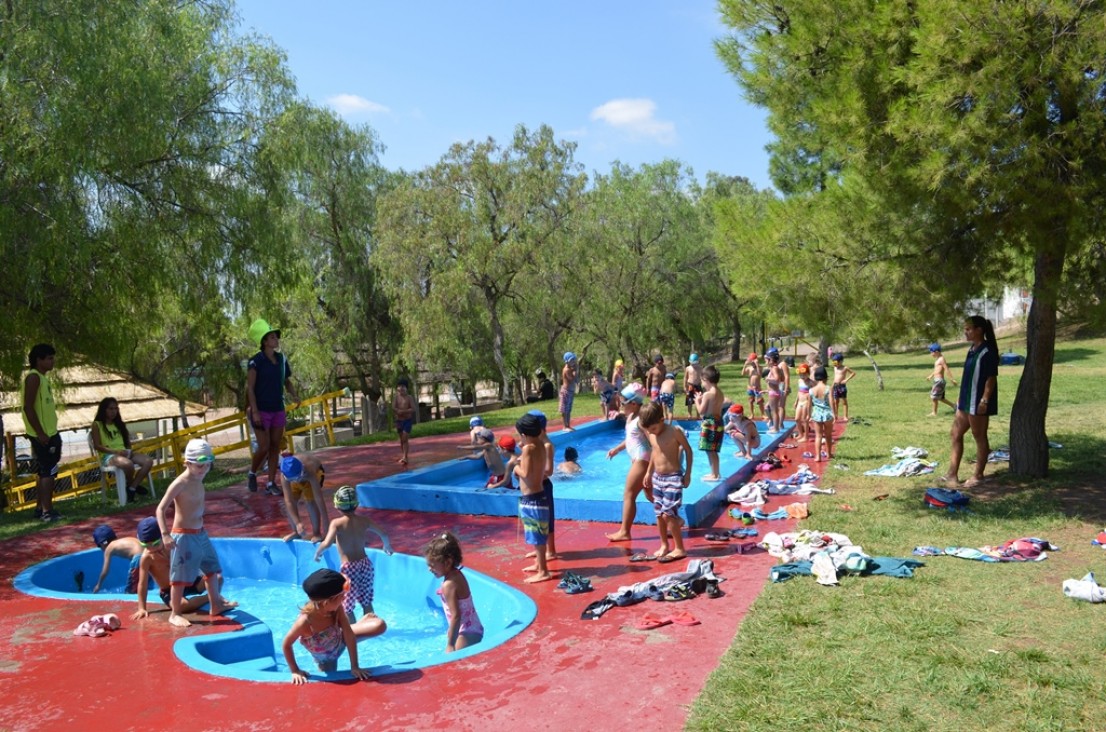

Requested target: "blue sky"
[{"left": 234, "top": 1, "right": 773, "bottom": 189}]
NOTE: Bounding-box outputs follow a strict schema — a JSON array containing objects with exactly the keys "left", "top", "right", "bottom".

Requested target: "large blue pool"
[
  {"left": 14, "top": 537, "right": 536, "bottom": 683},
  {"left": 359, "top": 418, "right": 793, "bottom": 528}
]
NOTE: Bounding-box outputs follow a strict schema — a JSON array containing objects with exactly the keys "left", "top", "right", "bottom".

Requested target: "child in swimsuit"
[
  {"left": 282, "top": 568, "right": 372, "bottom": 684},
  {"left": 425, "top": 532, "right": 485, "bottom": 652}
]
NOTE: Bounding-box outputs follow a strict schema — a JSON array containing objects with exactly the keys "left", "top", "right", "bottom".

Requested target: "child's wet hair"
[
  {"left": 638, "top": 400, "right": 665, "bottom": 428},
  {"left": 425, "top": 531, "right": 463, "bottom": 569},
  {"left": 703, "top": 365, "right": 720, "bottom": 384},
  {"left": 564, "top": 447, "right": 578, "bottom": 461}
]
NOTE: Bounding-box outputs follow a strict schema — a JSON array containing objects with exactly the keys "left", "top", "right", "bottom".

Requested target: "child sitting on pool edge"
[
  {"left": 425, "top": 532, "right": 484, "bottom": 653},
  {"left": 282, "top": 568, "right": 372, "bottom": 684},
  {"left": 486, "top": 436, "right": 518, "bottom": 489},
  {"left": 313, "top": 486, "right": 393, "bottom": 638}
]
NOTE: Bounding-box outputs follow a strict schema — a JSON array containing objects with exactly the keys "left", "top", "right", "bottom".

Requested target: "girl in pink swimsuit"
[
  {"left": 425, "top": 532, "right": 484, "bottom": 652},
  {"left": 281, "top": 569, "right": 371, "bottom": 684}
]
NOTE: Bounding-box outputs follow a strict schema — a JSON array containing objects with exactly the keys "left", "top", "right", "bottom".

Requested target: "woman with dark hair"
[
  {"left": 91, "top": 397, "right": 154, "bottom": 502},
  {"left": 246, "top": 319, "right": 300, "bottom": 495},
  {"left": 944, "top": 315, "right": 999, "bottom": 488}
]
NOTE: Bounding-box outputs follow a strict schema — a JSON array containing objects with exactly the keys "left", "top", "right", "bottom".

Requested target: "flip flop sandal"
[
  {"left": 657, "top": 554, "right": 687, "bottom": 564},
  {"left": 667, "top": 609, "right": 701, "bottom": 626},
  {"left": 635, "top": 612, "right": 672, "bottom": 630},
  {"left": 704, "top": 531, "right": 732, "bottom": 542},
  {"left": 629, "top": 552, "right": 657, "bottom": 562},
  {"left": 557, "top": 571, "right": 593, "bottom": 594}
]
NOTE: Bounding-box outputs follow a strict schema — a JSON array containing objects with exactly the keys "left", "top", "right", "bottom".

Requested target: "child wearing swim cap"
[
  {"left": 282, "top": 568, "right": 372, "bottom": 684},
  {"left": 155, "top": 439, "right": 237, "bottom": 627},
  {"left": 604, "top": 383, "right": 654, "bottom": 543},
  {"left": 313, "top": 485, "right": 393, "bottom": 639}
]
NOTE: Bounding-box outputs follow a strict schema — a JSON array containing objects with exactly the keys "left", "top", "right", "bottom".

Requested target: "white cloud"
[
  {"left": 589, "top": 98, "right": 676, "bottom": 144},
  {"left": 325, "top": 94, "right": 391, "bottom": 117}
]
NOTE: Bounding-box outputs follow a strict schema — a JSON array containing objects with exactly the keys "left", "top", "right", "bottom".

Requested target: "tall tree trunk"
[
  {"left": 487, "top": 298, "right": 511, "bottom": 403},
  {"left": 730, "top": 314, "right": 742, "bottom": 362},
  {"left": 1009, "top": 247, "right": 1064, "bottom": 478}
]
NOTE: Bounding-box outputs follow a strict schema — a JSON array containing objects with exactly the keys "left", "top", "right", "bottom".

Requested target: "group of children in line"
[{"left": 91, "top": 437, "right": 484, "bottom": 684}]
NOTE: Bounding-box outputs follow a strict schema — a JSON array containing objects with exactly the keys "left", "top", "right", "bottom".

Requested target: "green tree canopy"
[{"left": 717, "top": 0, "right": 1106, "bottom": 475}]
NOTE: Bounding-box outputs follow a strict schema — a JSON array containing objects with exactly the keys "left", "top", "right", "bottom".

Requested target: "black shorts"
[{"left": 30, "top": 433, "right": 63, "bottom": 477}]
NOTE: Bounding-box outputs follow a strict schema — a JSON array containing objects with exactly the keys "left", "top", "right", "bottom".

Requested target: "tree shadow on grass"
[{"left": 958, "top": 432, "right": 1106, "bottom": 523}]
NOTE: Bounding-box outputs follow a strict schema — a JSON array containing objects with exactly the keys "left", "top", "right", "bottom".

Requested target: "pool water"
[
  {"left": 359, "top": 418, "right": 794, "bottom": 528},
  {"left": 13, "top": 538, "right": 536, "bottom": 683}
]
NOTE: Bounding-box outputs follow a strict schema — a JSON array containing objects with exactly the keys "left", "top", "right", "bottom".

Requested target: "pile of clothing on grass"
[
  {"left": 912, "top": 537, "right": 1058, "bottom": 562},
  {"left": 726, "top": 465, "right": 835, "bottom": 506},
  {"left": 760, "top": 530, "right": 924, "bottom": 586}
]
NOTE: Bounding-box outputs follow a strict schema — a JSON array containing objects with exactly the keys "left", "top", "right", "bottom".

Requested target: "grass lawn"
[{"left": 686, "top": 330, "right": 1106, "bottom": 732}]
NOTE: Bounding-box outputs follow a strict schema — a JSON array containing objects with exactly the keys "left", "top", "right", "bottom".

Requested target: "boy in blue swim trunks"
[
  {"left": 514, "top": 414, "right": 553, "bottom": 583},
  {"left": 393, "top": 377, "right": 416, "bottom": 465},
  {"left": 638, "top": 401, "right": 692, "bottom": 562}
]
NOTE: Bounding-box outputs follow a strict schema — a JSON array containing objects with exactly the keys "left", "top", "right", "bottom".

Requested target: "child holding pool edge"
[
  {"left": 283, "top": 568, "right": 371, "bottom": 684},
  {"left": 604, "top": 383, "right": 653, "bottom": 543},
  {"left": 313, "top": 486, "right": 393, "bottom": 638},
  {"left": 638, "top": 401, "right": 692, "bottom": 562},
  {"left": 131, "top": 517, "right": 210, "bottom": 621},
  {"left": 425, "top": 532, "right": 484, "bottom": 653}
]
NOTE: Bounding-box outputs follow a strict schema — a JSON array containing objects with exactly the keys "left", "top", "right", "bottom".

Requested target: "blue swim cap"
[
  {"left": 93, "top": 524, "right": 116, "bottom": 549},
  {"left": 563, "top": 352, "right": 577, "bottom": 363},
  {"left": 280, "top": 455, "right": 304, "bottom": 481},
  {"left": 689, "top": 353, "right": 699, "bottom": 363},
  {"left": 469, "top": 416, "right": 483, "bottom": 427},
  {"left": 928, "top": 343, "right": 941, "bottom": 353},
  {"left": 526, "top": 409, "right": 548, "bottom": 430},
  {"left": 136, "top": 517, "right": 161, "bottom": 545},
  {"left": 766, "top": 347, "right": 779, "bottom": 356}
]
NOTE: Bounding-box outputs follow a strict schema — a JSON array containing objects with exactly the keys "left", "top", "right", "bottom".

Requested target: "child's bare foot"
[
  {"left": 282, "top": 531, "right": 301, "bottom": 542},
  {"left": 546, "top": 553, "right": 559, "bottom": 561},
  {"left": 940, "top": 474, "right": 960, "bottom": 486},
  {"left": 209, "top": 599, "right": 238, "bottom": 616},
  {"left": 524, "top": 572, "right": 553, "bottom": 584},
  {"left": 702, "top": 474, "right": 721, "bottom": 482},
  {"left": 308, "top": 535, "right": 323, "bottom": 543},
  {"left": 606, "top": 531, "right": 632, "bottom": 542},
  {"left": 661, "top": 551, "right": 687, "bottom": 562},
  {"left": 653, "top": 546, "right": 670, "bottom": 558},
  {"left": 168, "top": 614, "right": 191, "bottom": 628},
  {"left": 525, "top": 550, "right": 536, "bottom": 559},
  {"left": 522, "top": 563, "right": 539, "bottom": 573},
  {"left": 963, "top": 475, "right": 985, "bottom": 488}
]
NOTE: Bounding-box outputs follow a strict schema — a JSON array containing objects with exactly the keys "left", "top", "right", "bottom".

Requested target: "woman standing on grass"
[{"left": 944, "top": 315, "right": 998, "bottom": 488}]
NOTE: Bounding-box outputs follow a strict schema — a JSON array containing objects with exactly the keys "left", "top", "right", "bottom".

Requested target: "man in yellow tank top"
[{"left": 21, "top": 343, "right": 62, "bottom": 522}]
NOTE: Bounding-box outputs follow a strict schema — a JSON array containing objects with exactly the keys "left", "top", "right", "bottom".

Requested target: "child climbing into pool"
[
  {"left": 283, "top": 568, "right": 372, "bottom": 684},
  {"left": 156, "top": 438, "right": 236, "bottom": 627},
  {"left": 460, "top": 427, "right": 507, "bottom": 487},
  {"left": 425, "top": 532, "right": 484, "bottom": 653},
  {"left": 514, "top": 413, "right": 553, "bottom": 583},
  {"left": 91, "top": 524, "right": 142, "bottom": 594},
  {"left": 278, "top": 451, "right": 329, "bottom": 542},
  {"left": 638, "top": 401, "right": 692, "bottom": 562},
  {"left": 694, "top": 365, "right": 725, "bottom": 481},
  {"left": 313, "top": 486, "right": 393, "bottom": 638},
  {"left": 130, "top": 517, "right": 210, "bottom": 621}
]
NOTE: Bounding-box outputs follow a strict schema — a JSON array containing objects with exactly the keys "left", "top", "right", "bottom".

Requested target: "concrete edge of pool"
[
  {"left": 357, "top": 419, "right": 795, "bottom": 527},
  {"left": 13, "top": 537, "right": 538, "bottom": 683}
]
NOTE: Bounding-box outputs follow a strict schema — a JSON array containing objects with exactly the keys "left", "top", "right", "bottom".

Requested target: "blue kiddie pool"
[
  {"left": 14, "top": 537, "right": 536, "bottom": 683},
  {"left": 359, "top": 418, "right": 794, "bottom": 528}
]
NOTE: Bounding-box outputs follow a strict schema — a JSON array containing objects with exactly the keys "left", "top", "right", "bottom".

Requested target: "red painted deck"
[{"left": 0, "top": 419, "right": 838, "bottom": 732}]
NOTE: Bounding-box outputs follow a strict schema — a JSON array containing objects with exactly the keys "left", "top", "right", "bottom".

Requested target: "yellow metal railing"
[{"left": 2, "top": 389, "right": 352, "bottom": 513}]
